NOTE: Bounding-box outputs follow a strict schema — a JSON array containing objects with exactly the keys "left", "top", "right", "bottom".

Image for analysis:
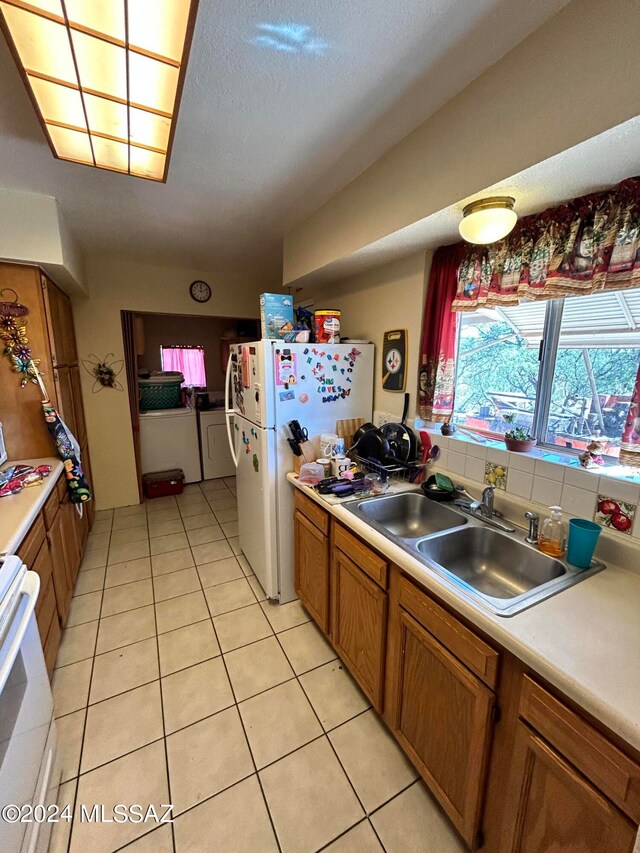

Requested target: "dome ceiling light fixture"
[
  {"left": 0, "top": 0, "right": 199, "bottom": 182},
  {"left": 459, "top": 196, "right": 517, "bottom": 245}
]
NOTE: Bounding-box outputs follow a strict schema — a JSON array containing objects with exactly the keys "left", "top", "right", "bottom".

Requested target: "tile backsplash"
[{"left": 430, "top": 432, "right": 640, "bottom": 541}]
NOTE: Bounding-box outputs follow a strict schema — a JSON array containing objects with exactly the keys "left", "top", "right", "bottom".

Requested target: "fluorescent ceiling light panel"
[{"left": 0, "top": 0, "right": 198, "bottom": 181}]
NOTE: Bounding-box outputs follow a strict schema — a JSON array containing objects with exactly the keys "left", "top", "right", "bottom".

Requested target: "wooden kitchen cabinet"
[
  {"left": 332, "top": 546, "right": 388, "bottom": 711},
  {"left": 41, "top": 273, "right": 78, "bottom": 367},
  {"left": 391, "top": 575, "right": 499, "bottom": 848},
  {"left": 53, "top": 366, "right": 78, "bottom": 439},
  {"left": 498, "top": 675, "right": 640, "bottom": 852},
  {"left": 61, "top": 494, "right": 81, "bottom": 585},
  {"left": 70, "top": 364, "right": 87, "bottom": 447},
  {"left": 394, "top": 608, "right": 494, "bottom": 847},
  {"left": 294, "top": 510, "right": 330, "bottom": 634},
  {"left": 46, "top": 508, "right": 72, "bottom": 624},
  {"left": 500, "top": 722, "right": 636, "bottom": 852}
]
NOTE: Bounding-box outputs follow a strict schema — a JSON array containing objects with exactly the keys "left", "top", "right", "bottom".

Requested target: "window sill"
[{"left": 416, "top": 422, "right": 640, "bottom": 486}]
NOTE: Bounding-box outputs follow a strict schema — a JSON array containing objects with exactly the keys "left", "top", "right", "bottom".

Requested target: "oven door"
[{"left": 0, "top": 570, "right": 59, "bottom": 853}]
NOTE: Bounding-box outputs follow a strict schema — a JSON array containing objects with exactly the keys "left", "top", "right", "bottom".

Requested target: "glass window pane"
[
  {"left": 46, "top": 123, "right": 93, "bottom": 163},
  {"left": 1, "top": 3, "right": 76, "bottom": 83},
  {"left": 128, "top": 0, "right": 191, "bottom": 62},
  {"left": 129, "top": 107, "right": 170, "bottom": 150},
  {"left": 544, "top": 288, "right": 640, "bottom": 458},
  {"left": 91, "top": 135, "right": 128, "bottom": 171},
  {"left": 129, "top": 147, "right": 165, "bottom": 180},
  {"left": 64, "top": 0, "right": 125, "bottom": 42},
  {"left": 83, "top": 93, "right": 128, "bottom": 140},
  {"left": 452, "top": 303, "right": 543, "bottom": 437},
  {"left": 128, "top": 52, "right": 178, "bottom": 114},
  {"left": 29, "top": 77, "right": 86, "bottom": 128},
  {"left": 71, "top": 30, "right": 127, "bottom": 100}
]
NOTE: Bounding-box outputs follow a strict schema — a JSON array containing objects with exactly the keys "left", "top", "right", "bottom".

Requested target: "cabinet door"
[
  {"left": 332, "top": 548, "right": 388, "bottom": 711},
  {"left": 42, "top": 274, "right": 77, "bottom": 366},
  {"left": 81, "top": 441, "right": 95, "bottom": 527},
  {"left": 61, "top": 496, "right": 81, "bottom": 584},
  {"left": 70, "top": 365, "right": 87, "bottom": 447},
  {"left": 500, "top": 722, "right": 636, "bottom": 853},
  {"left": 294, "top": 511, "right": 330, "bottom": 634},
  {"left": 47, "top": 507, "right": 72, "bottom": 623},
  {"left": 395, "top": 609, "right": 494, "bottom": 847},
  {"left": 54, "top": 366, "right": 78, "bottom": 440}
]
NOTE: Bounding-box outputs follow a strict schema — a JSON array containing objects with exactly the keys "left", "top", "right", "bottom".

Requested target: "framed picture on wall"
[{"left": 382, "top": 329, "right": 407, "bottom": 392}]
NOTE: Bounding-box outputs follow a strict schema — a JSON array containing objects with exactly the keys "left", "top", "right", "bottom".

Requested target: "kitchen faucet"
[
  {"left": 470, "top": 485, "right": 495, "bottom": 519},
  {"left": 454, "top": 483, "right": 516, "bottom": 533}
]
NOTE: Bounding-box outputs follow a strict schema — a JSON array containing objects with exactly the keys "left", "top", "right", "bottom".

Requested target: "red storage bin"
[{"left": 142, "top": 469, "right": 185, "bottom": 499}]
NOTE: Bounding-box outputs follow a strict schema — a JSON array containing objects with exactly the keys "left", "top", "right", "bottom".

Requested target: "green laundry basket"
[{"left": 139, "top": 372, "right": 183, "bottom": 410}]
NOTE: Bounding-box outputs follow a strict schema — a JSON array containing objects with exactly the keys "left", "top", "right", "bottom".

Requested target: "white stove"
[{"left": 0, "top": 556, "right": 59, "bottom": 853}]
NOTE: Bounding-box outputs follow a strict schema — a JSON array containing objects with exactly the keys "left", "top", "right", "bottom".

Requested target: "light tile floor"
[{"left": 50, "top": 477, "right": 464, "bottom": 853}]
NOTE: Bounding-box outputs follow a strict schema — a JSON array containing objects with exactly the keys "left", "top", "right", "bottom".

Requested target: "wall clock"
[{"left": 190, "top": 280, "right": 211, "bottom": 303}]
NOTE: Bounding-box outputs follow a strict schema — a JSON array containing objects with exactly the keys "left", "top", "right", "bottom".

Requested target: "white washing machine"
[
  {"left": 198, "top": 409, "right": 236, "bottom": 479},
  {"left": 139, "top": 406, "right": 201, "bottom": 483}
]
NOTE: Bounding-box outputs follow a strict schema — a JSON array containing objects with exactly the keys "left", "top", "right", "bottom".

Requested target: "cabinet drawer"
[
  {"left": 36, "top": 575, "right": 57, "bottom": 642},
  {"left": 295, "top": 490, "right": 329, "bottom": 535},
  {"left": 399, "top": 575, "right": 498, "bottom": 689},
  {"left": 334, "top": 523, "right": 388, "bottom": 589},
  {"left": 16, "top": 513, "right": 46, "bottom": 569},
  {"left": 43, "top": 487, "right": 60, "bottom": 529},
  {"left": 519, "top": 676, "right": 640, "bottom": 823}
]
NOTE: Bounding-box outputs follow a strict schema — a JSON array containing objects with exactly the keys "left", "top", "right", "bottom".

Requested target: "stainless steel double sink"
[{"left": 344, "top": 492, "right": 605, "bottom": 616}]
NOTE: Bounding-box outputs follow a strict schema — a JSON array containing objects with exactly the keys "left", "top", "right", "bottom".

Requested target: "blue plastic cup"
[{"left": 567, "top": 518, "right": 601, "bottom": 568}]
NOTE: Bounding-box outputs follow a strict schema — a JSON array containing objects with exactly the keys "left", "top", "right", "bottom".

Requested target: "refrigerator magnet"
[
  {"left": 299, "top": 392, "right": 309, "bottom": 404},
  {"left": 279, "top": 390, "right": 295, "bottom": 402}
]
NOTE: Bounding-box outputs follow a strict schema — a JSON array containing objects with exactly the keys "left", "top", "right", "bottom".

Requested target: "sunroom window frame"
[{"left": 453, "top": 294, "right": 633, "bottom": 462}]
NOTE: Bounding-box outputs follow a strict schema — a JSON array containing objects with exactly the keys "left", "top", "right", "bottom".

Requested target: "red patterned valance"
[{"left": 453, "top": 177, "right": 640, "bottom": 311}]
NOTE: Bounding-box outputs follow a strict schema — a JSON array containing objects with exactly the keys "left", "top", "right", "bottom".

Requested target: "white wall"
[
  {"left": 284, "top": 0, "right": 640, "bottom": 283},
  {"left": 305, "top": 252, "right": 430, "bottom": 420},
  {"left": 73, "top": 255, "right": 269, "bottom": 509},
  {"left": 0, "top": 189, "right": 85, "bottom": 292}
]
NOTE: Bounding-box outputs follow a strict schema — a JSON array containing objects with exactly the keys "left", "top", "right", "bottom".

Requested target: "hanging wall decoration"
[
  {"left": 0, "top": 289, "right": 41, "bottom": 387},
  {"left": 382, "top": 329, "right": 407, "bottom": 392},
  {"left": 82, "top": 353, "right": 124, "bottom": 392}
]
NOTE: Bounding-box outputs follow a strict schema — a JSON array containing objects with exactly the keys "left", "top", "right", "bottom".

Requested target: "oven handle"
[{"left": 0, "top": 571, "right": 40, "bottom": 695}]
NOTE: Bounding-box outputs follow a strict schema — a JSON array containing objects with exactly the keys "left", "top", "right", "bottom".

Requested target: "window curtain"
[
  {"left": 418, "top": 244, "right": 463, "bottom": 421},
  {"left": 620, "top": 365, "right": 640, "bottom": 467},
  {"left": 453, "top": 177, "right": 640, "bottom": 311},
  {"left": 161, "top": 346, "right": 206, "bottom": 386}
]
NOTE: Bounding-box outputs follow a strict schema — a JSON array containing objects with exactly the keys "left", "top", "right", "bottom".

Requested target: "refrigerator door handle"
[{"left": 224, "top": 353, "right": 239, "bottom": 468}]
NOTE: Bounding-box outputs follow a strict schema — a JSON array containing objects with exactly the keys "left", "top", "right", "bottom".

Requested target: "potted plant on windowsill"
[{"left": 502, "top": 413, "right": 536, "bottom": 452}]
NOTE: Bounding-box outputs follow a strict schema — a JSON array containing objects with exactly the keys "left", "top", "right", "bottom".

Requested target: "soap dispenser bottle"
[{"left": 538, "top": 506, "right": 567, "bottom": 557}]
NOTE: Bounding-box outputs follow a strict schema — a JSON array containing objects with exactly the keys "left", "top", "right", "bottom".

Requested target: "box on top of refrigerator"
[{"left": 260, "top": 293, "right": 294, "bottom": 339}]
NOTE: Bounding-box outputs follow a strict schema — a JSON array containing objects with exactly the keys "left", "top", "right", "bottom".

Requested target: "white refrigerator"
[{"left": 225, "top": 340, "right": 374, "bottom": 602}]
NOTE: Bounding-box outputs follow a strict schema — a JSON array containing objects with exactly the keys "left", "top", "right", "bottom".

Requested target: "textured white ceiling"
[{"left": 0, "top": 0, "right": 568, "bottom": 279}]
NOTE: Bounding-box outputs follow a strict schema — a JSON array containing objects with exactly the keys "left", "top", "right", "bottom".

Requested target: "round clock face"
[{"left": 190, "top": 280, "right": 211, "bottom": 303}]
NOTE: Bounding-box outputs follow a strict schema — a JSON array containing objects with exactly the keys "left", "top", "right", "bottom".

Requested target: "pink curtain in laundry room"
[
  {"left": 160, "top": 346, "right": 207, "bottom": 386},
  {"left": 418, "top": 243, "right": 464, "bottom": 422}
]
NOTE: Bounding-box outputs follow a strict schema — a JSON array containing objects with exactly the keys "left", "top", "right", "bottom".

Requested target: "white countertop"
[
  {"left": 0, "top": 459, "right": 64, "bottom": 556},
  {"left": 288, "top": 473, "right": 640, "bottom": 753}
]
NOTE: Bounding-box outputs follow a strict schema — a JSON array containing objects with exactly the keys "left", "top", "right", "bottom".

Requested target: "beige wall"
[
  {"left": 284, "top": 0, "right": 640, "bottom": 283},
  {"left": 73, "top": 255, "right": 267, "bottom": 510},
  {"left": 305, "top": 252, "right": 430, "bottom": 419},
  {"left": 137, "top": 314, "right": 239, "bottom": 391}
]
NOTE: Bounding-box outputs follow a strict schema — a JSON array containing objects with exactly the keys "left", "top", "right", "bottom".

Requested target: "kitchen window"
[
  {"left": 160, "top": 345, "right": 206, "bottom": 387},
  {"left": 452, "top": 287, "right": 640, "bottom": 460}
]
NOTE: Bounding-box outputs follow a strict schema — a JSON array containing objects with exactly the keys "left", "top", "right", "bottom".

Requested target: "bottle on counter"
[{"left": 538, "top": 505, "right": 567, "bottom": 557}]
